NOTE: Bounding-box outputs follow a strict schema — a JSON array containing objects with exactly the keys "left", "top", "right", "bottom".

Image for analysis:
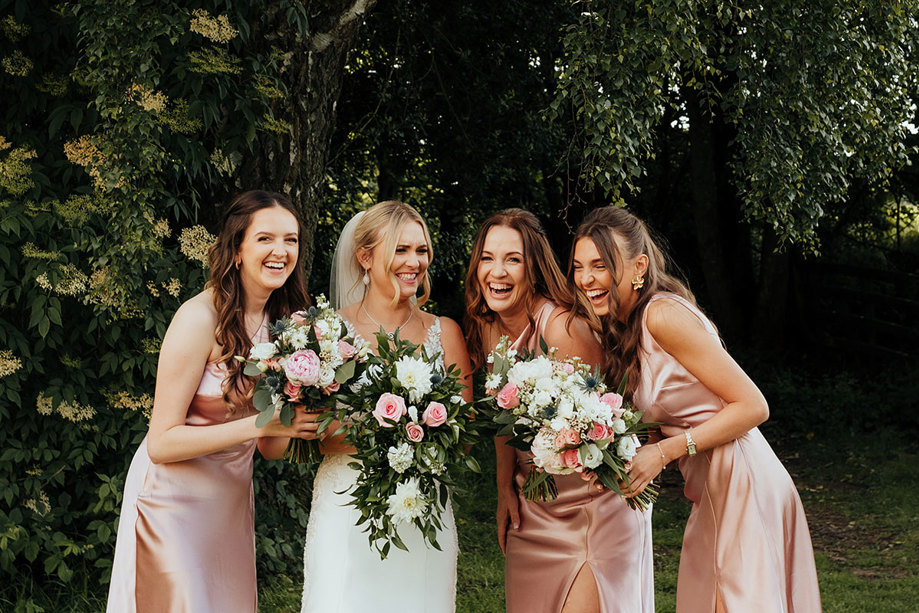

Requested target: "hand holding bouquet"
[
  {"left": 485, "top": 336, "right": 658, "bottom": 510},
  {"left": 236, "top": 295, "right": 370, "bottom": 463},
  {"left": 334, "top": 330, "right": 479, "bottom": 559}
]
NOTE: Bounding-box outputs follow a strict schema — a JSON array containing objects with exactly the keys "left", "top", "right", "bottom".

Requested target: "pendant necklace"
[{"left": 361, "top": 304, "right": 414, "bottom": 340}]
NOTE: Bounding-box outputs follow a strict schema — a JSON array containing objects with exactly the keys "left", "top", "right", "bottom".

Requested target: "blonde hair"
[{"left": 354, "top": 200, "right": 433, "bottom": 308}]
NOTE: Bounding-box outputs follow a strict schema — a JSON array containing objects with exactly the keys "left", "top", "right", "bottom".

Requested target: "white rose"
[
  {"left": 617, "top": 435, "right": 637, "bottom": 460},
  {"left": 249, "top": 342, "right": 278, "bottom": 361},
  {"left": 580, "top": 443, "right": 603, "bottom": 469},
  {"left": 611, "top": 418, "right": 626, "bottom": 434}
]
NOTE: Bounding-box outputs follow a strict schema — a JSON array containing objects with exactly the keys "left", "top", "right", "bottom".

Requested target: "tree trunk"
[
  {"left": 684, "top": 86, "right": 753, "bottom": 341},
  {"left": 238, "top": 0, "right": 378, "bottom": 281},
  {"left": 752, "top": 223, "right": 791, "bottom": 351}
]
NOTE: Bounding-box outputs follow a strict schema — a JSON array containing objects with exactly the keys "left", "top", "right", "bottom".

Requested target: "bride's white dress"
[{"left": 301, "top": 318, "right": 458, "bottom": 613}]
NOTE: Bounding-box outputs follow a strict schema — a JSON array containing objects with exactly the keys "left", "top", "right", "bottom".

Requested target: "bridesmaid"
[
  {"left": 464, "top": 209, "right": 654, "bottom": 613},
  {"left": 570, "top": 206, "right": 821, "bottom": 613},
  {"left": 107, "top": 191, "right": 319, "bottom": 612}
]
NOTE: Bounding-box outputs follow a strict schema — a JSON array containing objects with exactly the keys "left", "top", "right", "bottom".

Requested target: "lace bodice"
[{"left": 344, "top": 316, "right": 445, "bottom": 371}]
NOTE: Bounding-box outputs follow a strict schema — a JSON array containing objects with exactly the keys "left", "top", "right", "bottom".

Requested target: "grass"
[{"left": 5, "top": 364, "right": 918, "bottom": 612}]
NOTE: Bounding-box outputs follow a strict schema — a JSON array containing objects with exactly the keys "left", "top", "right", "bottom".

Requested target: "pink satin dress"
[
  {"left": 106, "top": 345, "right": 263, "bottom": 612},
  {"left": 635, "top": 294, "right": 821, "bottom": 612},
  {"left": 503, "top": 301, "right": 655, "bottom": 613}
]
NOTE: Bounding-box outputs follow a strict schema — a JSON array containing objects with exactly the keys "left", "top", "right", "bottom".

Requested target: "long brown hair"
[
  {"left": 568, "top": 206, "right": 695, "bottom": 396},
  {"left": 353, "top": 200, "right": 433, "bottom": 309},
  {"left": 206, "top": 190, "right": 310, "bottom": 406},
  {"left": 464, "top": 209, "right": 573, "bottom": 370}
]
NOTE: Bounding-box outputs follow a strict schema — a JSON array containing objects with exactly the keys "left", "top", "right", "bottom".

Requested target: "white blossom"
[
  {"left": 249, "top": 342, "right": 277, "bottom": 361},
  {"left": 386, "top": 478, "right": 428, "bottom": 525},
  {"left": 395, "top": 355, "right": 434, "bottom": 402},
  {"left": 387, "top": 442, "right": 413, "bottom": 473}
]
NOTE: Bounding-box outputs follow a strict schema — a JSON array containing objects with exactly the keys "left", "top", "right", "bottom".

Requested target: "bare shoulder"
[
  {"left": 160, "top": 291, "right": 218, "bottom": 361},
  {"left": 645, "top": 296, "right": 715, "bottom": 355},
  {"left": 544, "top": 307, "right": 594, "bottom": 345},
  {"left": 338, "top": 303, "right": 359, "bottom": 323},
  {"left": 436, "top": 315, "right": 464, "bottom": 340},
  {"left": 171, "top": 291, "right": 218, "bottom": 331}
]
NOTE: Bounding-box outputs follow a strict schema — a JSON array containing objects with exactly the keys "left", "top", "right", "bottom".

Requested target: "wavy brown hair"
[
  {"left": 464, "top": 209, "right": 573, "bottom": 370},
  {"left": 206, "top": 190, "right": 310, "bottom": 407},
  {"left": 568, "top": 206, "right": 696, "bottom": 396}
]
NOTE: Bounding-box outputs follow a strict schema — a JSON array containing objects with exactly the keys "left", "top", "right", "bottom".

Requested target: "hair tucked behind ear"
[
  {"left": 464, "top": 209, "right": 574, "bottom": 370},
  {"left": 568, "top": 206, "right": 695, "bottom": 397},
  {"left": 206, "top": 190, "right": 310, "bottom": 408}
]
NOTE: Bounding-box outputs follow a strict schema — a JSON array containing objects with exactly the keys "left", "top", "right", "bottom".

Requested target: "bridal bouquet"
[
  {"left": 236, "top": 295, "right": 370, "bottom": 463},
  {"left": 485, "top": 336, "right": 657, "bottom": 510},
  {"left": 331, "top": 330, "right": 479, "bottom": 559}
]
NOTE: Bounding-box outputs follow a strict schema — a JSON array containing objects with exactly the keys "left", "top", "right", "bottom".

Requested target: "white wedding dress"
[{"left": 301, "top": 318, "right": 458, "bottom": 613}]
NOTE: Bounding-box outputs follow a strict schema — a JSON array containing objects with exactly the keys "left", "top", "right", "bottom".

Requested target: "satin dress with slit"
[
  {"left": 107, "top": 327, "right": 266, "bottom": 613},
  {"left": 635, "top": 293, "right": 821, "bottom": 613},
  {"left": 503, "top": 301, "right": 655, "bottom": 613}
]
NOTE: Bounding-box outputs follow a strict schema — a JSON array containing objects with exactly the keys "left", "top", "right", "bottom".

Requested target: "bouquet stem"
[
  {"left": 522, "top": 467, "right": 558, "bottom": 502},
  {"left": 624, "top": 481, "right": 659, "bottom": 512},
  {"left": 284, "top": 438, "right": 322, "bottom": 464}
]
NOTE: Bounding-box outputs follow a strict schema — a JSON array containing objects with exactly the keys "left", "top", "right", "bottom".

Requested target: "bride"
[{"left": 301, "top": 201, "right": 473, "bottom": 612}]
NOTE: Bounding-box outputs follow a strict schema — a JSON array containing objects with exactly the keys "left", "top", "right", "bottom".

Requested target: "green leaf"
[
  {"left": 255, "top": 407, "right": 274, "bottom": 428},
  {"left": 334, "top": 359, "right": 356, "bottom": 383},
  {"left": 243, "top": 362, "right": 262, "bottom": 376}
]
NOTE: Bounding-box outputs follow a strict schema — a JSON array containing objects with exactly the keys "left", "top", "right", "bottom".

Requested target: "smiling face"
[
  {"left": 476, "top": 225, "right": 529, "bottom": 319},
  {"left": 572, "top": 234, "right": 645, "bottom": 321},
  {"left": 363, "top": 220, "right": 430, "bottom": 303},
  {"left": 235, "top": 206, "right": 299, "bottom": 296}
]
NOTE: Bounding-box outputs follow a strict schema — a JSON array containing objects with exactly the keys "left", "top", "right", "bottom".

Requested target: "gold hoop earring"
[
  {"left": 631, "top": 274, "right": 645, "bottom": 291},
  {"left": 235, "top": 260, "right": 240, "bottom": 270}
]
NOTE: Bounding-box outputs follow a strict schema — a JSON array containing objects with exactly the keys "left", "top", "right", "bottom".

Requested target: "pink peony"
[
  {"left": 373, "top": 392, "right": 407, "bottom": 427},
  {"left": 585, "top": 421, "right": 612, "bottom": 441},
  {"left": 555, "top": 427, "right": 582, "bottom": 450},
  {"left": 338, "top": 339, "right": 357, "bottom": 359},
  {"left": 321, "top": 381, "right": 340, "bottom": 396},
  {"left": 406, "top": 422, "right": 424, "bottom": 442},
  {"left": 284, "top": 381, "right": 302, "bottom": 401},
  {"left": 290, "top": 312, "right": 307, "bottom": 325},
  {"left": 284, "top": 350, "right": 321, "bottom": 386},
  {"left": 496, "top": 382, "right": 520, "bottom": 409},
  {"left": 422, "top": 401, "right": 448, "bottom": 427},
  {"left": 600, "top": 392, "right": 625, "bottom": 418},
  {"left": 560, "top": 448, "right": 582, "bottom": 470}
]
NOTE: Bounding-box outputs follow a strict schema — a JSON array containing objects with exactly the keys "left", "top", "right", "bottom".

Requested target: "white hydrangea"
[
  {"left": 386, "top": 478, "right": 428, "bottom": 525},
  {"left": 387, "top": 442, "right": 414, "bottom": 473},
  {"left": 395, "top": 355, "right": 434, "bottom": 402}
]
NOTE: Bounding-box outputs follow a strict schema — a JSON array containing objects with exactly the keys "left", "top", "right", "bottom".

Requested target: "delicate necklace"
[{"left": 361, "top": 304, "right": 414, "bottom": 340}]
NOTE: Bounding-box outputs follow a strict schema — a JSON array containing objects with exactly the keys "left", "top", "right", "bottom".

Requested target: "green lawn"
[{"left": 6, "top": 416, "right": 917, "bottom": 612}]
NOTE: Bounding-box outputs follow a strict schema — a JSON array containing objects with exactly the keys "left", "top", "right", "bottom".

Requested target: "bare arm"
[
  {"left": 626, "top": 298, "right": 768, "bottom": 494},
  {"left": 542, "top": 308, "right": 603, "bottom": 367},
  {"left": 146, "top": 296, "right": 318, "bottom": 464}
]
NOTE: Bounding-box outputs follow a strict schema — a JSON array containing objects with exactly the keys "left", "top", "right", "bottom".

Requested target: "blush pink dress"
[
  {"left": 106, "top": 330, "right": 265, "bottom": 613},
  {"left": 503, "top": 301, "right": 655, "bottom": 613},
  {"left": 635, "top": 293, "right": 821, "bottom": 612}
]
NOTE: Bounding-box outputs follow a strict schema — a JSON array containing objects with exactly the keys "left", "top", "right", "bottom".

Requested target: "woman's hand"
[
  {"left": 261, "top": 405, "right": 321, "bottom": 440},
  {"left": 623, "top": 443, "right": 665, "bottom": 498},
  {"left": 496, "top": 486, "right": 520, "bottom": 555}
]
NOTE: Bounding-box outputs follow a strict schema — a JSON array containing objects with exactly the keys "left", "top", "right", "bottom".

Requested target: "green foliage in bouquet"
[{"left": 331, "top": 330, "right": 480, "bottom": 559}]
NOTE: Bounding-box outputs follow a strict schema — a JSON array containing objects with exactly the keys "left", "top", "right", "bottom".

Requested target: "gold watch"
[{"left": 684, "top": 430, "right": 697, "bottom": 456}]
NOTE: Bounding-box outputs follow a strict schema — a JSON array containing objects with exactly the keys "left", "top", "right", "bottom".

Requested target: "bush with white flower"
[
  {"left": 485, "top": 335, "right": 658, "bottom": 510},
  {"left": 333, "top": 329, "right": 479, "bottom": 559},
  {"left": 236, "top": 295, "right": 370, "bottom": 463}
]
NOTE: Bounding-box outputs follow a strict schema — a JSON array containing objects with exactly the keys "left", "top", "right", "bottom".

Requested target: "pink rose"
[
  {"left": 585, "top": 421, "right": 612, "bottom": 441},
  {"left": 321, "top": 381, "right": 340, "bottom": 396},
  {"left": 372, "top": 392, "right": 407, "bottom": 427},
  {"left": 559, "top": 362, "right": 575, "bottom": 374},
  {"left": 561, "top": 448, "right": 582, "bottom": 470},
  {"left": 496, "top": 382, "right": 520, "bottom": 409},
  {"left": 600, "top": 392, "right": 625, "bottom": 418},
  {"left": 555, "top": 427, "right": 582, "bottom": 450},
  {"left": 422, "top": 401, "right": 448, "bottom": 427},
  {"left": 284, "top": 350, "right": 321, "bottom": 386},
  {"left": 313, "top": 325, "right": 323, "bottom": 340},
  {"left": 406, "top": 422, "right": 424, "bottom": 442},
  {"left": 290, "top": 312, "right": 307, "bottom": 325},
  {"left": 284, "top": 381, "right": 301, "bottom": 401},
  {"left": 338, "top": 339, "right": 357, "bottom": 359}
]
